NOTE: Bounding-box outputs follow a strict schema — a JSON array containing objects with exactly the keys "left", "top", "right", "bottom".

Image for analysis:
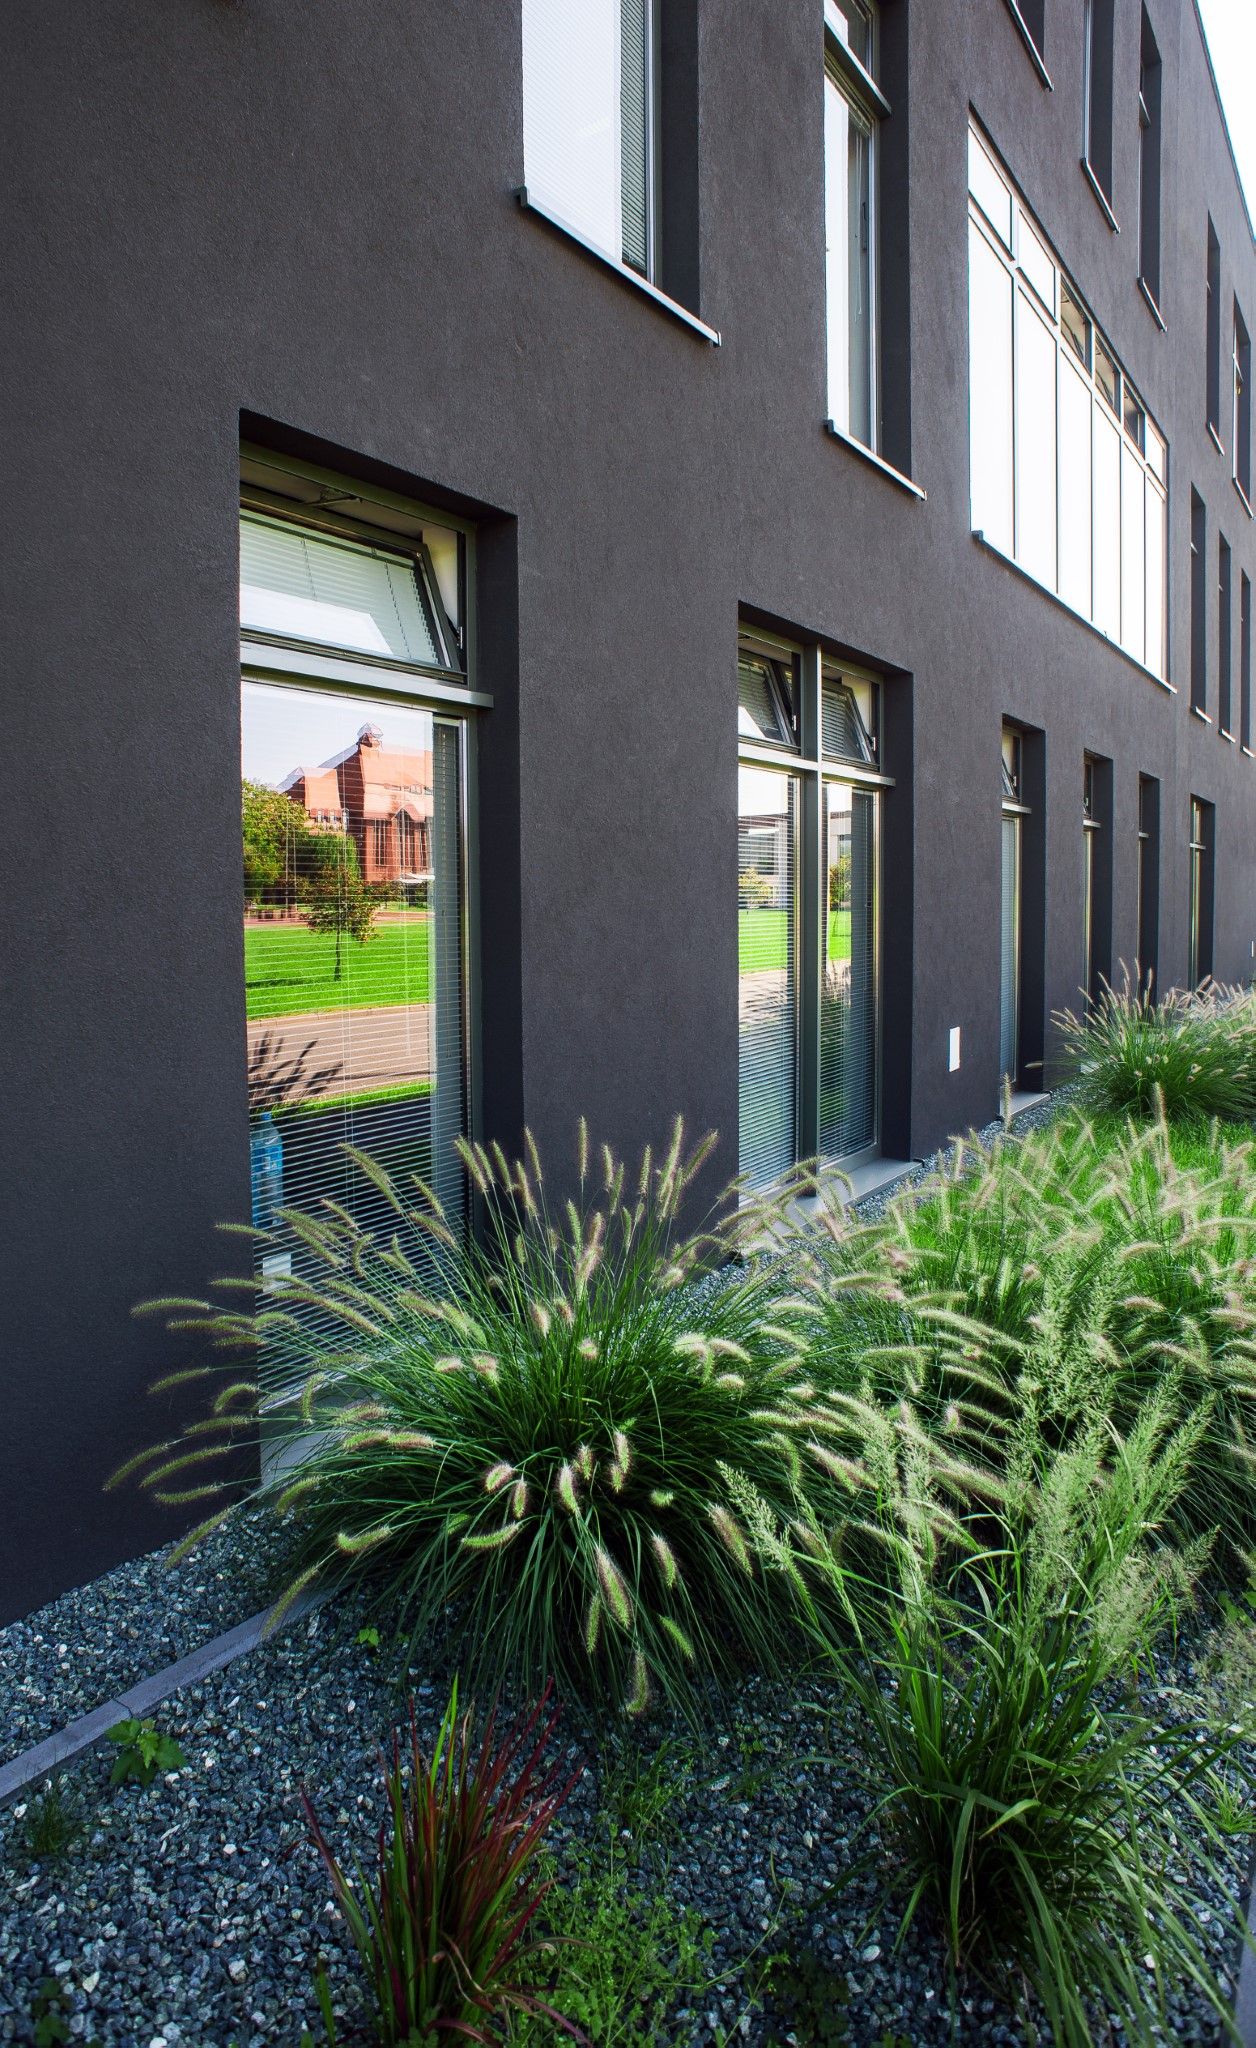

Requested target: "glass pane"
[
  {"left": 968, "top": 127, "right": 1012, "bottom": 248},
  {"left": 240, "top": 517, "right": 444, "bottom": 666},
  {"left": 1145, "top": 418, "right": 1167, "bottom": 483},
  {"left": 620, "top": 0, "right": 649, "bottom": 272},
  {"left": 738, "top": 767, "right": 797, "bottom": 1188},
  {"left": 1120, "top": 441, "right": 1146, "bottom": 664},
  {"left": 1017, "top": 210, "right": 1056, "bottom": 314},
  {"left": 1060, "top": 279, "right": 1090, "bottom": 367},
  {"left": 1093, "top": 407, "right": 1122, "bottom": 640},
  {"left": 969, "top": 219, "right": 1015, "bottom": 551},
  {"left": 1015, "top": 290, "right": 1058, "bottom": 589},
  {"left": 824, "top": 0, "right": 874, "bottom": 71},
  {"left": 822, "top": 680, "right": 875, "bottom": 763},
  {"left": 738, "top": 655, "right": 793, "bottom": 746},
  {"left": 242, "top": 683, "right": 465, "bottom": 1293},
  {"left": 1000, "top": 813, "right": 1020, "bottom": 1082},
  {"left": 1145, "top": 480, "right": 1166, "bottom": 679},
  {"left": 820, "top": 784, "right": 876, "bottom": 1158},
  {"left": 825, "top": 77, "right": 873, "bottom": 443},
  {"left": 1095, "top": 334, "right": 1120, "bottom": 413},
  {"left": 1058, "top": 355, "right": 1093, "bottom": 618},
  {"left": 522, "top": 0, "right": 620, "bottom": 258}
]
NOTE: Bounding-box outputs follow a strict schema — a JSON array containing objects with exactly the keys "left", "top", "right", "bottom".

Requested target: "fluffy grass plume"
[{"left": 1055, "top": 971, "right": 1256, "bottom": 1122}]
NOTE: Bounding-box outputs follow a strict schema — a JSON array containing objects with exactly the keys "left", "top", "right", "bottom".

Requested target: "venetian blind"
[
  {"left": 522, "top": 0, "right": 621, "bottom": 259},
  {"left": 738, "top": 767, "right": 798, "bottom": 1189},
  {"left": 819, "top": 786, "right": 876, "bottom": 1158},
  {"left": 999, "top": 814, "right": 1020, "bottom": 1080},
  {"left": 241, "top": 516, "right": 445, "bottom": 668}
]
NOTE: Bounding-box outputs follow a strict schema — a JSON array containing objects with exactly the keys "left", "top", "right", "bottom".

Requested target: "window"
[
  {"left": 1188, "top": 797, "right": 1214, "bottom": 988},
  {"left": 1136, "top": 11, "right": 1161, "bottom": 307},
  {"left": 239, "top": 487, "right": 476, "bottom": 1292},
  {"left": 1234, "top": 303, "right": 1252, "bottom": 506},
  {"left": 1207, "top": 222, "right": 1222, "bottom": 444},
  {"left": 1242, "top": 572, "right": 1253, "bottom": 753},
  {"left": 967, "top": 121, "right": 1169, "bottom": 678},
  {"left": 1190, "top": 489, "right": 1207, "bottom": 714},
  {"left": 1000, "top": 727, "right": 1026, "bottom": 1084},
  {"left": 1083, "top": 0, "right": 1115, "bottom": 203},
  {"left": 521, "top": 0, "right": 658, "bottom": 278},
  {"left": 1219, "top": 536, "right": 1233, "bottom": 735},
  {"left": 738, "top": 630, "right": 885, "bottom": 1187},
  {"left": 1082, "top": 754, "right": 1111, "bottom": 1007},
  {"left": 1137, "top": 774, "right": 1159, "bottom": 994},
  {"left": 824, "top": 0, "right": 883, "bottom": 448}
]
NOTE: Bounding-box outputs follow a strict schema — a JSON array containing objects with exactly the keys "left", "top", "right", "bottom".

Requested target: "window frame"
[
  {"left": 823, "top": 0, "right": 887, "bottom": 456},
  {"left": 1234, "top": 301, "right": 1252, "bottom": 512}
]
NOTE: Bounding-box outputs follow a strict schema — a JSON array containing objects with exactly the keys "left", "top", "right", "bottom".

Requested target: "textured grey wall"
[{"left": 2, "top": 0, "right": 1254, "bottom": 1622}]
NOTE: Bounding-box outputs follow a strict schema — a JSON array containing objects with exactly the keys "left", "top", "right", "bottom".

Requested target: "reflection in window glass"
[
  {"left": 241, "top": 682, "right": 466, "bottom": 1284},
  {"left": 825, "top": 72, "right": 875, "bottom": 444},
  {"left": 1015, "top": 290, "right": 1058, "bottom": 589},
  {"left": 1093, "top": 409, "right": 1122, "bottom": 642},
  {"left": 1145, "top": 479, "right": 1166, "bottom": 679},
  {"left": 1120, "top": 443, "right": 1146, "bottom": 665},
  {"left": 969, "top": 219, "right": 1015, "bottom": 553},
  {"left": 1095, "top": 336, "right": 1120, "bottom": 413},
  {"left": 1060, "top": 280, "right": 1090, "bottom": 366},
  {"left": 820, "top": 783, "right": 876, "bottom": 1158},
  {"left": 738, "top": 767, "right": 797, "bottom": 1188}
]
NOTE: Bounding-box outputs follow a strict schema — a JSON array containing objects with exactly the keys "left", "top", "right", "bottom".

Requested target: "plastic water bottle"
[{"left": 250, "top": 1110, "right": 284, "bottom": 1231}]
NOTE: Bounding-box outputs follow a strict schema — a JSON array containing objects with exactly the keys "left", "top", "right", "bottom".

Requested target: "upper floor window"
[
  {"left": 240, "top": 515, "right": 462, "bottom": 676},
  {"left": 521, "top": 0, "right": 658, "bottom": 278},
  {"left": 1136, "top": 11, "right": 1162, "bottom": 309},
  {"left": 1083, "top": 0, "right": 1115, "bottom": 205},
  {"left": 1207, "top": 220, "right": 1222, "bottom": 445},
  {"left": 967, "top": 120, "right": 1168, "bottom": 679},
  {"left": 824, "top": 0, "right": 884, "bottom": 449},
  {"left": 1234, "top": 302, "right": 1252, "bottom": 509}
]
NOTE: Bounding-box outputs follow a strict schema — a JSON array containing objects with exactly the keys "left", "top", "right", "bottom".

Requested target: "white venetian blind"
[
  {"left": 522, "top": 0, "right": 622, "bottom": 260},
  {"left": 820, "top": 784, "right": 876, "bottom": 1158},
  {"left": 1000, "top": 814, "right": 1020, "bottom": 1082},
  {"left": 240, "top": 515, "right": 445, "bottom": 668}
]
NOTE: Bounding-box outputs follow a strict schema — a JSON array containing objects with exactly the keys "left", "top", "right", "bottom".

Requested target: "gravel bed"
[
  {"left": 0, "top": 1509, "right": 295, "bottom": 1767},
  {"left": 0, "top": 1592, "right": 1248, "bottom": 2046}
]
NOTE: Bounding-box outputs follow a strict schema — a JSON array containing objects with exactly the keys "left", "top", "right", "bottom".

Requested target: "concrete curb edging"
[
  {"left": 0, "top": 1589, "right": 327, "bottom": 1807},
  {"left": 1235, "top": 1852, "right": 1256, "bottom": 2047}
]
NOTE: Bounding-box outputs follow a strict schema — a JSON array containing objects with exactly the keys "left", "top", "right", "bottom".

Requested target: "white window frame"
[{"left": 823, "top": 0, "right": 886, "bottom": 454}]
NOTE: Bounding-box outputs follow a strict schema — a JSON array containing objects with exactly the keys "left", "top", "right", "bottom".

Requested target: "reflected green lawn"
[
  {"left": 739, "top": 909, "right": 852, "bottom": 971},
  {"left": 244, "top": 914, "right": 433, "bottom": 1019}
]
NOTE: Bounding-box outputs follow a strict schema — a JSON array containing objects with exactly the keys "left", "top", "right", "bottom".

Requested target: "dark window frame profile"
[
  {"left": 1242, "top": 571, "right": 1253, "bottom": 753},
  {"left": 1188, "top": 796, "right": 1215, "bottom": 989},
  {"left": 1190, "top": 488, "right": 1208, "bottom": 716},
  {"left": 1136, "top": 10, "right": 1162, "bottom": 312},
  {"left": 1219, "top": 534, "right": 1233, "bottom": 736}
]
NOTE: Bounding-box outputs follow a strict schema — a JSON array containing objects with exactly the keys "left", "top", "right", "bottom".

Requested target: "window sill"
[
  {"left": 825, "top": 421, "right": 926, "bottom": 499},
  {"left": 1137, "top": 276, "right": 1166, "bottom": 331},
  {"left": 1001, "top": 0, "right": 1054, "bottom": 88},
  {"left": 1244, "top": 746, "right": 1255, "bottom": 759},
  {"left": 971, "top": 530, "right": 1174, "bottom": 691},
  {"left": 1221, "top": 728, "right": 1237, "bottom": 742},
  {"left": 516, "top": 188, "right": 720, "bottom": 346},
  {"left": 1208, "top": 421, "right": 1226, "bottom": 457},
  {"left": 1190, "top": 704, "right": 1213, "bottom": 723},
  {"left": 1234, "top": 476, "right": 1254, "bottom": 520},
  {"left": 1081, "top": 158, "right": 1120, "bottom": 233}
]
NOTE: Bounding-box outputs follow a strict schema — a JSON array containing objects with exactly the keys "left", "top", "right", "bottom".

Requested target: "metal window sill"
[
  {"left": 971, "top": 531, "right": 1175, "bottom": 692},
  {"left": 516, "top": 188, "right": 720, "bottom": 346},
  {"left": 1081, "top": 158, "right": 1120, "bottom": 233},
  {"left": 1221, "top": 728, "right": 1237, "bottom": 742},
  {"left": 1235, "top": 477, "right": 1254, "bottom": 520},
  {"left": 825, "top": 421, "right": 926, "bottom": 499},
  {"left": 1209, "top": 421, "right": 1226, "bottom": 457},
  {"left": 1191, "top": 704, "right": 1213, "bottom": 723},
  {"left": 1137, "top": 276, "right": 1166, "bottom": 331},
  {"left": 1244, "top": 746, "right": 1256, "bottom": 759},
  {"left": 1001, "top": 0, "right": 1054, "bottom": 88}
]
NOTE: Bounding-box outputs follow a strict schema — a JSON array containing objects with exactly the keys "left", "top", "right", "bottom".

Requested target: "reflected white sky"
[{"left": 241, "top": 682, "right": 434, "bottom": 789}]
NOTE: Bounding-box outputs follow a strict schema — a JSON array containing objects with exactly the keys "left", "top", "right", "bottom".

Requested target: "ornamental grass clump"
[
  {"left": 785, "top": 1108, "right": 1256, "bottom": 1557},
  {"left": 1055, "top": 971, "right": 1256, "bottom": 1122},
  {"left": 775, "top": 1389, "right": 1246, "bottom": 2048},
  {"left": 304, "top": 1682, "right": 581, "bottom": 2045},
  {"left": 121, "top": 1119, "right": 848, "bottom": 1712}
]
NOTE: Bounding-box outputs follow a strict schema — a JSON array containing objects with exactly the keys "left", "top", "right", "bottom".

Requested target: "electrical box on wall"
[{"left": 948, "top": 1026, "right": 961, "bottom": 1072}]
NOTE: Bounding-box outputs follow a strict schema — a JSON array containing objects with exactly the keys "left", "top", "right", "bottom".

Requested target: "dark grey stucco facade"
[{"left": 2, "top": 0, "right": 1253, "bottom": 1624}]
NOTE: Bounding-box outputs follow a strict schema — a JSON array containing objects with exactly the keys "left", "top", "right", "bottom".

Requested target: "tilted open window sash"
[{"left": 240, "top": 513, "right": 462, "bottom": 677}]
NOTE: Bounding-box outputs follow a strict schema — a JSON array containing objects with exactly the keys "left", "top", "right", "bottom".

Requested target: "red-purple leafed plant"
[{"left": 303, "top": 1681, "right": 584, "bottom": 2044}]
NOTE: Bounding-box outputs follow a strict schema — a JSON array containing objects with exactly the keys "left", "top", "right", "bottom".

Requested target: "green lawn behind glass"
[
  {"left": 244, "top": 915, "right": 433, "bottom": 1020},
  {"left": 740, "top": 909, "right": 851, "bottom": 972}
]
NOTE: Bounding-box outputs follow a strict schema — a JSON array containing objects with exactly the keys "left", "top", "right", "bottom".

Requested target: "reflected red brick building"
[{"left": 283, "top": 723, "right": 434, "bottom": 887}]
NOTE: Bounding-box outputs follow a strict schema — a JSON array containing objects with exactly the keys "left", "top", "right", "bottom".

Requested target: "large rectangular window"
[
  {"left": 1136, "top": 10, "right": 1161, "bottom": 308},
  {"left": 1219, "top": 535, "right": 1233, "bottom": 735},
  {"left": 967, "top": 120, "right": 1168, "bottom": 679},
  {"left": 239, "top": 494, "right": 474, "bottom": 1289},
  {"left": 824, "top": 1, "right": 882, "bottom": 448},
  {"left": 1000, "top": 727, "right": 1027, "bottom": 1083},
  {"left": 738, "top": 632, "right": 885, "bottom": 1187},
  {"left": 1188, "top": 797, "right": 1215, "bottom": 989},
  {"left": 1190, "top": 489, "right": 1207, "bottom": 715},
  {"left": 1083, "top": 0, "right": 1115, "bottom": 203},
  {"left": 522, "top": 0, "right": 658, "bottom": 278},
  {"left": 1137, "top": 773, "right": 1159, "bottom": 995},
  {"left": 1235, "top": 302, "right": 1252, "bottom": 507}
]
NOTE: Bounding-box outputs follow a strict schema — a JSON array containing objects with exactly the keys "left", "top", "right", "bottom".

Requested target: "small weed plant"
[
  {"left": 105, "top": 1716, "right": 187, "bottom": 1788},
  {"left": 12, "top": 1776, "right": 88, "bottom": 1863},
  {"left": 304, "top": 1682, "right": 580, "bottom": 2045}
]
